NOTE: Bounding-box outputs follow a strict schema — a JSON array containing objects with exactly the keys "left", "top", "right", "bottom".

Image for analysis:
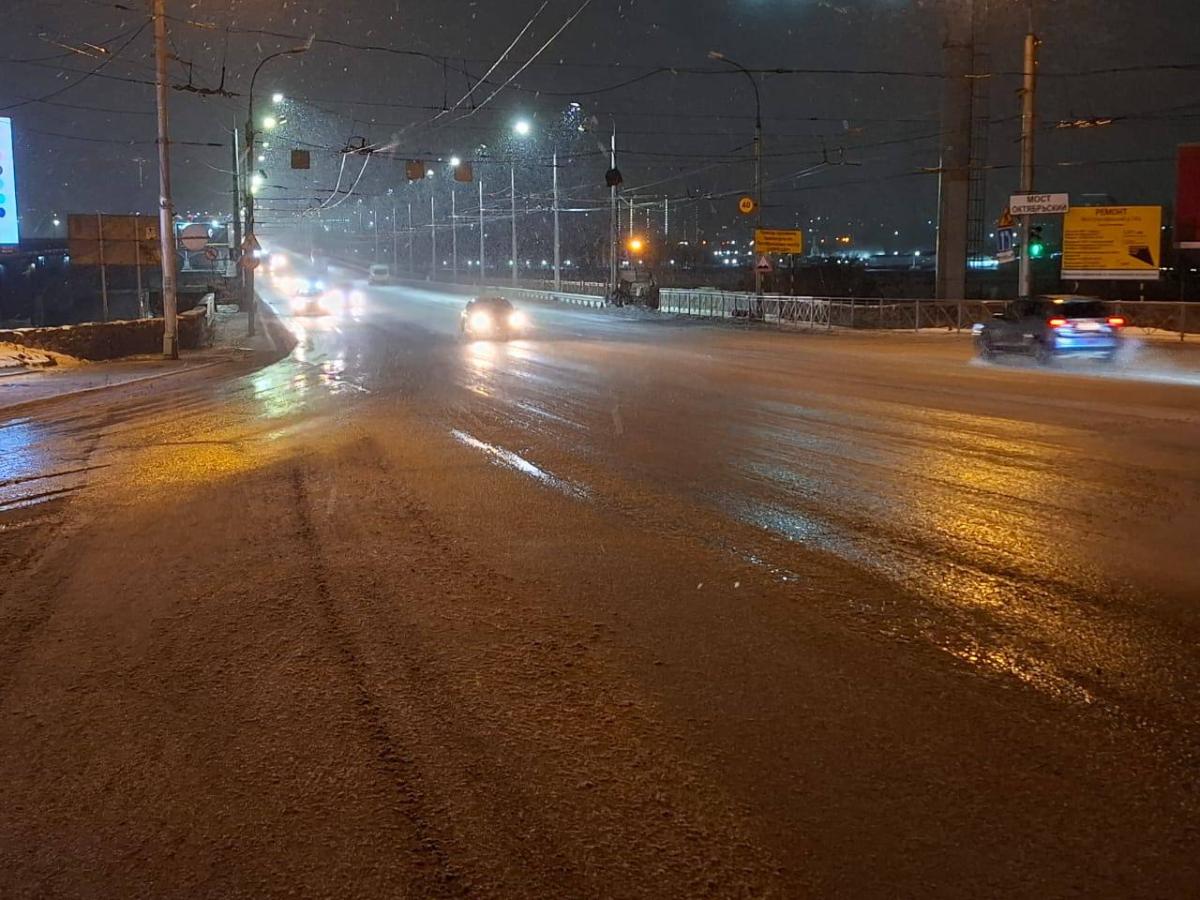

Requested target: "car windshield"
[
  {"left": 1042, "top": 299, "right": 1107, "bottom": 319},
  {"left": 472, "top": 298, "right": 513, "bottom": 312}
]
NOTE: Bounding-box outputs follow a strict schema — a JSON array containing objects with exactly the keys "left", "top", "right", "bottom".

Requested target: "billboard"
[
  {"left": 1061, "top": 206, "right": 1162, "bottom": 281},
  {"left": 68, "top": 214, "right": 161, "bottom": 266},
  {"left": 754, "top": 228, "right": 804, "bottom": 254},
  {"left": 1175, "top": 145, "right": 1200, "bottom": 248},
  {"left": 0, "top": 117, "right": 18, "bottom": 245}
]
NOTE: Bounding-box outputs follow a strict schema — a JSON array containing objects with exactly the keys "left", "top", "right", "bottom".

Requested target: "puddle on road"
[{"left": 450, "top": 429, "right": 590, "bottom": 501}]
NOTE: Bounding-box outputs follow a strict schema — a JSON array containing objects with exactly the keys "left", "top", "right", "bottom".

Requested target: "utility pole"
[
  {"left": 478, "top": 177, "right": 486, "bottom": 283},
  {"left": 391, "top": 193, "right": 398, "bottom": 270},
  {"left": 935, "top": 0, "right": 974, "bottom": 301},
  {"left": 373, "top": 197, "right": 380, "bottom": 262},
  {"left": 1018, "top": 23, "right": 1039, "bottom": 298},
  {"left": 609, "top": 123, "right": 618, "bottom": 295},
  {"left": 708, "top": 52, "right": 762, "bottom": 295},
  {"left": 152, "top": 0, "right": 178, "bottom": 358},
  {"left": 230, "top": 124, "right": 242, "bottom": 276},
  {"left": 553, "top": 149, "right": 561, "bottom": 292},
  {"left": 510, "top": 165, "right": 518, "bottom": 285},
  {"left": 664, "top": 197, "right": 669, "bottom": 239},
  {"left": 407, "top": 202, "right": 414, "bottom": 275},
  {"left": 430, "top": 192, "right": 437, "bottom": 280},
  {"left": 451, "top": 187, "right": 458, "bottom": 280}
]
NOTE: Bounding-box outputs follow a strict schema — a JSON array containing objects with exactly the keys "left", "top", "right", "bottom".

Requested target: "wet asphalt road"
[{"left": 2, "top": 266, "right": 1199, "bottom": 897}]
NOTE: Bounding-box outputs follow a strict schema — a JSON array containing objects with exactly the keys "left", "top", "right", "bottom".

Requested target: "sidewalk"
[{"left": 0, "top": 305, "right": 281, "bottom": 414}]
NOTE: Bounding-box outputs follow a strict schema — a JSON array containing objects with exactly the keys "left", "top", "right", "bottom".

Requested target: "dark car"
[
  {"left": 461, "top": 296, "right": 527, "bottom": 340},
  {"left": 973, "top": 295, "right": 1125, "bottom": 364}
]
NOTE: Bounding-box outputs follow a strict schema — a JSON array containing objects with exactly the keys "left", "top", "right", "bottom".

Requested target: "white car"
[{"left": 368, "top": 264, "right": 391, "bottom": 285}]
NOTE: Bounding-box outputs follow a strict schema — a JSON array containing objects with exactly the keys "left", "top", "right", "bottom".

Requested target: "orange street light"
[{"left": 627, "top": 237, "right": 644, "bottom": 253}]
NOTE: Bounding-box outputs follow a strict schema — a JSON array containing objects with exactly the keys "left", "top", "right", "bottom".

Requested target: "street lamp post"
[
  {"left": 243, "top": 39, "right": 311, "bottom": 337},
  {"left": 151, "top": 0, "right": 179, "bottom": 358},
  {"left": 709, "top": 50, "right": 763, "bottom": 295},
  {"left": 511, "top": 165, "right": 518, "bottom": 286}
]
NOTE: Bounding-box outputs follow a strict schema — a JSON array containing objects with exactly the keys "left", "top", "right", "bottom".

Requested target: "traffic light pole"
[{"left": 1018, "top": 28, "right": 1039, "bottom": 299}]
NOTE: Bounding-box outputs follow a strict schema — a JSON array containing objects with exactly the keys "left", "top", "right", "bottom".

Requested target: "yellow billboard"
[
  {"left": 754, "top": 228, "right": 804, "bottom": 255},
  {"left": 1061, "top": 206, "right": 1161, "bottom": 281}
]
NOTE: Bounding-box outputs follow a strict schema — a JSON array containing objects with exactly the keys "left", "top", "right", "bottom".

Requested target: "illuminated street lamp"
[
  {"left": 627, "top": 237, "right": 644, "bottom": 253},
  {"left": 271, "top": 92, "right": 284, "bottom": 104},
  {"left": 448, "top": 155, "right": 462, "bottom": 168},
  {"left": 513, "top": 118, "right": 532, "bottom": 137},
  {"left": 261, "top": 115, "right": 278, "bottom": 131}
]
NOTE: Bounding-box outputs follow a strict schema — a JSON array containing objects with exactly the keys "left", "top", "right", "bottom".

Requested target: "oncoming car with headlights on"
[{"left": 460, "top": 296, "right": 528, "bottom": 340}]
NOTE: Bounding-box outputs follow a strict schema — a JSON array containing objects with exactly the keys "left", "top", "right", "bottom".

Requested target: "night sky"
[{"left": 3, "top": 0, "right": 1198, "bottom": 251}]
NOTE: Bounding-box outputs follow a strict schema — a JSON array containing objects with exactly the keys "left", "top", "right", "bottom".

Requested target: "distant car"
[
  {"left": 291, "top": 277, "right": 329, "bottom": 316},
  {"left": 461, "top": 296, "right": 527, "bottom": 340},
  {"left": 973, "top": 295, "right": 1125, "bottom": 364},
  {"left": 295, "top": 277, "right": 325, "bottom": 298},
  {"left": 368, "top": 264, "right": 392, "bottom": 285}
]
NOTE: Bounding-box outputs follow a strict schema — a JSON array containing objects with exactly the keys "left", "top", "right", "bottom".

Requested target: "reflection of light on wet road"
[
  {"left": 450, "top": 428, "right": 589, "bottom": 500},
  {"left": 464, "top": 341, "right": 500, "bottom": 398}
]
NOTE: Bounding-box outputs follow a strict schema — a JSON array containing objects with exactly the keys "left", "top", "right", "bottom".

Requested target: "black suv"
[{"left": 973, "top": 296, "right": 1125, "bottom": 364}]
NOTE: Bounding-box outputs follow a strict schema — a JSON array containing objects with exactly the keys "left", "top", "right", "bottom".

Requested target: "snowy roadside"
[{"left": 0, "top": 305, "right": 284, "bottom": 414}]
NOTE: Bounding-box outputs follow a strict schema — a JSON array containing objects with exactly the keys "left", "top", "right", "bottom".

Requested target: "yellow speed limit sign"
[{"left": 738, "top": 196, "right": 757, "bottom": 215}]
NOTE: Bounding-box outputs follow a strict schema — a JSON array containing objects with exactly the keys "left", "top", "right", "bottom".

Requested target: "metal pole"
[
  {"left": 609, "top": 124, "right": 617, "bottom": 295},
  {"left": 97, "top": 213, "right": 109, "bottom": 321},
  {"left": 430, "top": 192, "right": 437, "bottom": 280},
  {"left": 479, "top": 177, "right": 486, "bottom": 283},
  {"left": 392, "top": 197, "right": 398, "bottom": 270},
  {"left": 1018, "top": 27, "right": 1039, "bottom": 299},
  {"left": 407, "top": 202, "right": 414, "bottom": 275},
  {"left": 152, "top": 0, "right": 178, "bottom": 357},
  {"left": 754, "top": 98, "right": 763, "bottom": 296},
  {"left": 230, "top": 125, "right": 242, "bottom": 274},
  {"left": 935, "top": 0, "right": 974, "bottom": 301},
  {"left": 553, "top": 149, "right": 561, "bottom": 292},
  {"left": 134, "top": 213, "right": 144, "bottom": 317},
  {"left": 374, "top": 197, "right": 380, "bottom": 261},
  {"left": 510, "top": 165, "right": 518, "bottom": 286},
  {"left": 664, "top": 197, "right": 669, "bottom": 239},
  {"left": 451, "top": 187, "right": 458, "bottom": 280},
  {"left": 243, "top": 121, "right": 256, "bottom": 334}
]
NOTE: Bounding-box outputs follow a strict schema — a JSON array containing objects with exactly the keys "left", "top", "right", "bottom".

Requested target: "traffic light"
[{"left": 1028, "top": 225, "right": 1046, "bottom": 259}]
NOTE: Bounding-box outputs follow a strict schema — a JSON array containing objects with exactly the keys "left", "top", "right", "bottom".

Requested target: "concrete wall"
[{"left": 0, "top": 306, "right": 212, "bottom": 361}]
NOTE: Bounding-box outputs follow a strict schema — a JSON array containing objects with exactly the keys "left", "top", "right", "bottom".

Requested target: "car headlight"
[
  {"left": 469, "top": 311, "right": 493, "bottom": 332},
  {"left": 508, "top": 310, "right": 527, "bottom": 329}
]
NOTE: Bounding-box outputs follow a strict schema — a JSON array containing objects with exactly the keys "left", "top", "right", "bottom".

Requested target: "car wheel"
[{"left": 1033, "top": 340, "right": 1055, "bottom": 366}]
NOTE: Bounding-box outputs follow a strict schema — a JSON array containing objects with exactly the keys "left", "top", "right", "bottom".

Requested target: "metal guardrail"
[{"left": 322, "top": 256, "right": 1195, "bottom": 341}]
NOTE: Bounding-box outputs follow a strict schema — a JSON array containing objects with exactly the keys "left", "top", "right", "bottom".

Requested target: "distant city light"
[
  {"left": 513, "top": 119, "right": 532, "bottom": 137},
  {"left": 262, "top": 115, "right": 278, "bottom": 130},
  {"left": 257, "top": 154, "right": 265, "bottom": 162},
  {"left": 449, "top": 156, "right": 462, "bottom": 168},
  {"left": 52, "top": 218, "right": 61, "bottom": 227},
  {"left": 426, "top": 168, "right": 435, "bottom": 178},
  {"left": 271, "top": 92, "right": 284, "bottom": 104}
]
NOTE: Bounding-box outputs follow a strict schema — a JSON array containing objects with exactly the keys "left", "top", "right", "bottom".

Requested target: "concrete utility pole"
[
  {"left": 152, "top": 0, "right": 178, "bottom": 358},
  {"left": 935, "top": 0, "right": 974, "bottom": 301},
  {"left": 510, "top": 166, "right": 518, "bottom": 286},
  {"left": 1018, "top": 25, "right": 1039, "bottom": 298},
  {"left": 553, "top": 149, "right": 561, "bottom": 292}
]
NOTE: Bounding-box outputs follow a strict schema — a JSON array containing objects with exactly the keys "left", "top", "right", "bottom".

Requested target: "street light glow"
[
  {"left": 262, "top": 115, "right": 278, "bottom": 130},
  {"left": 628, "top": 237, "right": 644, "bottom": 253},
  {"left": 271, "top": 92, "right": 284, "bottom": 104},
  {"left": 449, "top": 156, "right": 462, "bottom": 168},
  {"left": 513, "top": 119, "right": 532, "bottom": 137}
]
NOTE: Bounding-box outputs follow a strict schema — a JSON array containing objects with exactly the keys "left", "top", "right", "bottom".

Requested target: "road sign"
[
  {"left": 996, "top": 228, "right": 1016, "bottom": 264},
  {"left": 290, "top": 149, "right": 310, "bottom": 170},
  {"left": 0, "top": 117, "right": 19, "bottom": 246},
  {"left": 754, "top": 228, "right": 804, "bottom": 255},
  {"left": 68, "top": 214, "right": 160, "bottom": 266},
  {"left": 997, "top": 208, "right": 1015, "bottom": 229},
  {"left": 755, "top": 255, "right": 773, "bottom": 273},
  {"left": 405, "top": 159, "right": 425, "bottom": 181},
  {"left": 1009, "top": 193, "right": 1070, "bottom": 216},
  {"left": 179, "top": 223, "right": 209, "bottom": 251},
  {"left": 738, "top": 196, "right": 757, "bottom": 215},
  {"left": 1062, "top": 205, "right": 1162, "bottom": 281},
  {"left": 240, "top": 253, "right": 260, "bottom": 270},
  {"left": 242, "top": 234, "right": 261, "bottom": 253}
]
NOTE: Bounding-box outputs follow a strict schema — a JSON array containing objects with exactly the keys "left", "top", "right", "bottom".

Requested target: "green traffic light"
[{"left": 1028, "top": 240, "right": 1045, "bottom": 259}]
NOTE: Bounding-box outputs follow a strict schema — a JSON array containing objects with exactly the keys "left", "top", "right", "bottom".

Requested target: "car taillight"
[
  {"left": 1107, "top": 315, "right": 1126, "bottom": 327},
  {"left": 1048, "top": 317, "right": 1068, "bottom": 328}
]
